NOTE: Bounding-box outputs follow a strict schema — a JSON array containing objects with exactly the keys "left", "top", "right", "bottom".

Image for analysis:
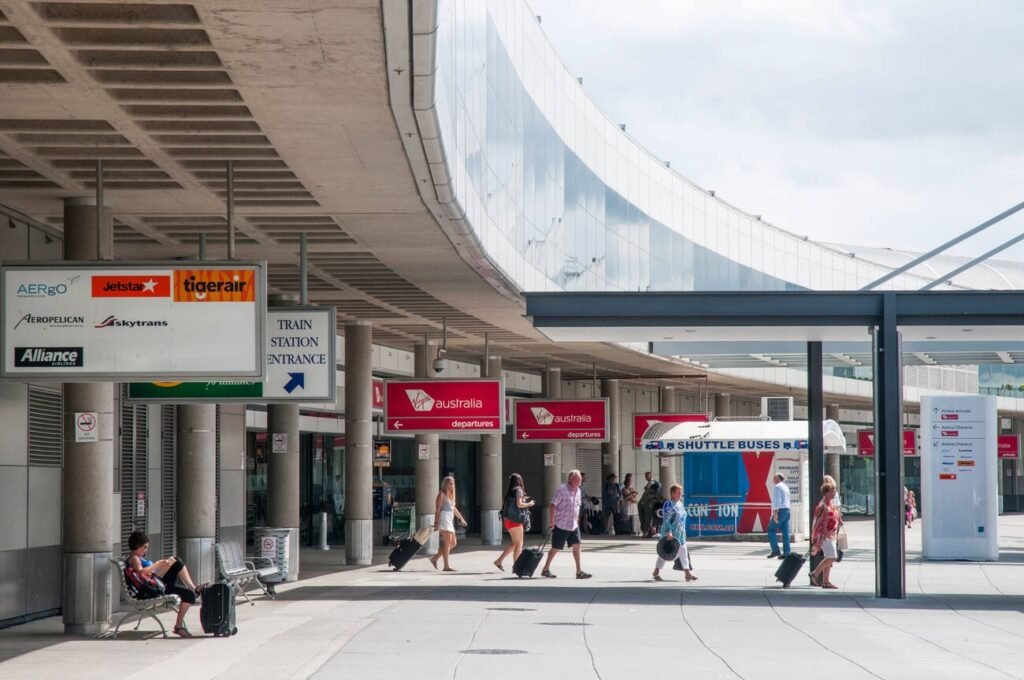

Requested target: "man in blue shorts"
[{"left": 541, "top": 469, "right": 592, "bottom": 579}]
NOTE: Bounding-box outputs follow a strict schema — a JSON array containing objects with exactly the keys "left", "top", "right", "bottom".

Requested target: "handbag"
[
  {"left": 125, "top": 564, "right": 166, "bottom": 600},
  {"left": 836, "top": 526, "right": 848, "bottom": 552}
]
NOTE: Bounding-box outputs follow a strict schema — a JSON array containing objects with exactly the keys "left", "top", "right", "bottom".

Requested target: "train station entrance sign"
[
  {"left": 1, "top": 262, "right": 266, "bottom": 380},
  {"left": 384, "top": 379, "right": 503, "bottom": 434},
  {"left": 127, "top": 306, "right": 336, "bottom": 403},
  {"left": 514, "top": 398, "right": 609, "bottom": 442}
]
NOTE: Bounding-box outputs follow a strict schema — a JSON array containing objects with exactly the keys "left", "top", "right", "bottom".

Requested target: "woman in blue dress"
[{"left": 652, "top": 484, "right": 698, "bottom": 582}]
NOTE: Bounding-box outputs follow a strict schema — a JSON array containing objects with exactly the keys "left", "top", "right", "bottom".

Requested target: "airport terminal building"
[{"left": 1, "top": 0, "right": 1022, "bottom": 631}]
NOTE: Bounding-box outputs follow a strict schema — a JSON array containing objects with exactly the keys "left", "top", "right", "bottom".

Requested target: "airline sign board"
[
  {"left": 632, "top": 413, "right": 708, "bottom": 448},
  {"left": 514, "top": 398, "right": 609, "bottom": 443},
  {"left": 1, "top": 262, "right": 265, "bottom": 380},
  {"left": 856, "top": 429, "right": 918, "bottom": 457},
  {"left": 384, "top": 379, "right": 503, "bottom": 434},
  {"left": 127, "top": 306, "right": 336, "bottom": 403},
  {"left": 372, "top": 378, "right": 385, "bottom": 410},
  {"left": 998, "top": 434, "right": 1021, "bottom": 459}
]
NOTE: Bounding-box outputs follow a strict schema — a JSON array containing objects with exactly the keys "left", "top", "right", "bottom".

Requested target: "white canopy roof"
[{"left": 641, "top": 419, "right": 847, "bottom": 454}]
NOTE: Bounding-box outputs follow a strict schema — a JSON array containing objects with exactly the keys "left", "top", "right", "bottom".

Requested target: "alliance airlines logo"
[
  {"left": 530, "top": 406, "right": 592, "bottom": 426},
  {"left": 404, "top": 389, "right": 483, "bottom": 412}
]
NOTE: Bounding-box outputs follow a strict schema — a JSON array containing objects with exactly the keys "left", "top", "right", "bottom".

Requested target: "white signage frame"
[
  {"left": 1, "top": 261, "right": 267, "bottom": 381},
  {"left": 921, "top": 394, "right": 999, "bottom": 561}
]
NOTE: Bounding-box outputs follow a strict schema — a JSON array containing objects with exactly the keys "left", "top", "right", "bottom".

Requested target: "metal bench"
[
  {"left": 214, "top": 541, "right": 277, "bottom": 604},
  {"left": 110, "top": 558, "right": 181, "bottom": 638}
]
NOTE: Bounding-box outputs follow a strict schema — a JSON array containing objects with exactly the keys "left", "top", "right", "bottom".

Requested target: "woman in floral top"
[
  {"left": 652, "top": 484, "right": 698, "bottom": 583},
  {"left": 810, "top": 479, "right": 842, "bottom": 589}
]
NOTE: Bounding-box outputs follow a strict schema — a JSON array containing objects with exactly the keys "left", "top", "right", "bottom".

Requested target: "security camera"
[{"left": 432, "top": 357, "right": 446, "bottom": 373}]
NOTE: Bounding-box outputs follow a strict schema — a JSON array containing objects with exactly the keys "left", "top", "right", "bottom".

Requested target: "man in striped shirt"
[{"left": 540, "top": 469, "right": 592, "bottom": 579}]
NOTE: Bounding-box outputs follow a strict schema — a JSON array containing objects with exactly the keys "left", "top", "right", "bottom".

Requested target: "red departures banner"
[
  {"left": 514, "top": 399, "right": 609, "bottom": 443},
  {"left": 384, "top": 379, "right": 503, "bottom": 434}
]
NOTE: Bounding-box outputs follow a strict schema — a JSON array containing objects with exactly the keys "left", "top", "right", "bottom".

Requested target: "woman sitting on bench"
[{"left": 127, "top": 530, "right": 207, "bottom": 638}]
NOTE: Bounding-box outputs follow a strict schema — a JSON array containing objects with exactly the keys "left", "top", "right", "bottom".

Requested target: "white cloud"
[{"left": 528, "top": 0, "right": 1024, "bottom": 258}]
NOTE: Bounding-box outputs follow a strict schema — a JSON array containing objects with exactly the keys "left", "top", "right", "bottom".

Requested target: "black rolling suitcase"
[
  {"left": 512, "top": 536, "right": 548, "bottom": 578},
  {"left": 774, "top": 552, "right": 807, "bottom": 588},
  {"left": 200, "top": 582, "right": 236, "bottom": 637},
  {"left": 388, "top": 526, "right": 432, "bottom": 571}
]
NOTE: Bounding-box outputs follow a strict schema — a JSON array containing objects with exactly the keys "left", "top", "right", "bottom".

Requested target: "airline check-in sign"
[
  {"left": 514, "top": 398, "right": 609, "bottom": 442},
  {"left": 384, "top": 379, "right": 503, "bottom": 433},
  {"left": 632, "top": 413, "right": 708, "bottom": 448}
]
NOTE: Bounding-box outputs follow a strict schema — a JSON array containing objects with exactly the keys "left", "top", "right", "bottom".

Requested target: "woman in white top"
[{"left": 429, "top": 476, "right": 467, "bottom": 571}]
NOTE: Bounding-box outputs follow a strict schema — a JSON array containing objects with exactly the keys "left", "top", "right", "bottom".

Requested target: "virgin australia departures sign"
[
  {"left": 1, "top": 261, "right": 266, "bottom": 380},
  {"left": 127, "top": 306, "right": 336, "bottom": 403}
]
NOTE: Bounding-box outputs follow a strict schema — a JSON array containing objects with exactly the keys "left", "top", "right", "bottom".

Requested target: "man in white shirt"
[{"left": 766, "top": 473, "right": 792, "bottom": 558}]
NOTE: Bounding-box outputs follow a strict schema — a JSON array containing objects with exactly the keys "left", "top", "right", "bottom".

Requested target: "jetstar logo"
[
  {"left": 94, "top": 315, "right": 169, "bottom": 329},
  {"left": 404, "top": 389, "right": 484, "bottom": 412},
  {"left": 14, "top": 346, "right": 83, "bottom": 367},
  {"left": 13, "top": 314, "right": 84, "bottom": 330},
  {"left": 174, "top": 269, "right": 255, "bottom": 302},
  {"left": 92, "top": 275, "right": 170, "bottom": 298}
]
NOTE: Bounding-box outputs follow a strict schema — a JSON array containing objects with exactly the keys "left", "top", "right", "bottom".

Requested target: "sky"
[{"left": 528, "top": 0, "right": 1024, "bottom": 258}]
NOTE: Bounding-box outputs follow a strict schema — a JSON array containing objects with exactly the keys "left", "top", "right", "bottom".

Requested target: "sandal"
[
  {"left": 810, "top": 574, "right": 822, "bottom": 587},
  {"left": 652, "top": 572, "right": 664, "bottom": 582},
  {"left": 493, "top": 560, "right": 504, "bottom": 572},
  {"left": 576, "top": 571, "right": 592, "bottom": 580},
  {"left": 541, "top": 570, "right": 556, "bottom": 578},
  {"left": 822, "top": 582, "right": 839, "bottom": 589},
  {"left": 173, "top": 626, "right": 194, "bottom": 638},
  {"left": 443, "top": 567, "right": 456, "bottom": 572},
  {"left": 428, "top": 556, "right": 438, "bottom": 570},
  {"left": 685, "top": 573, "right": 698, "bottom": 582}
]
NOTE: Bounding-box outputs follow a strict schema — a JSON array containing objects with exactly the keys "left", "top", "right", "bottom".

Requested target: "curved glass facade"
[{"left": 433, "top": 0, "right": 935, "bottom": 294}]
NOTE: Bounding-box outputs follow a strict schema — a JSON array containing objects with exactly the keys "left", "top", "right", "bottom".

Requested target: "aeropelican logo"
[{"left": 13, "top": 314, "right": 84, "bottom": 330}]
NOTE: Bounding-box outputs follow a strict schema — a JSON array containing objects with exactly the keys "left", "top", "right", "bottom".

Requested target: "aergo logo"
[{"left": 16, "top": 282, "right": 68, "bottom": 298}]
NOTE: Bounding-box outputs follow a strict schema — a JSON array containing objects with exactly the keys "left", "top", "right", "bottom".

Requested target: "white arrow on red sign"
[{"left": 394, "top": 421, "right": 403, "bottom": 429}]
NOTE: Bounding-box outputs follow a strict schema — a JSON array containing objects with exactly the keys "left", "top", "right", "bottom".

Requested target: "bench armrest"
[{"left": 247, "top": 556, "right": 275, "bottom": 570}]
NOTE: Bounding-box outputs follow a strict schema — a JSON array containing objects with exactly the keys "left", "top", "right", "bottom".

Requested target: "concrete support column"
[
  {"left": 267, "top": 404, "right": 300, "bottom": 581},
  {"left": 480, "top": 355, "right": 503, "bottom": 545},
  {"left": 658, "top": 386, "right": 677, "bottom": 488},
  {"left": 176, "top": 405, "right": 216, "bottom": 586},
  {"left": 826, "top": 404, "right": 842, "bottom": 489},
  {"left": 542, "top": 368, "right": 562, "bottom": 522},
  {"left": 414, "top": 342, "right": 440, "bottom": 554},
  {"left": 601, "top": 378, "right": 621, "bottom": 481},
  {"left": 714, "top": 393, "right": 731, "bottom": 419},
  {"left": 62, "top": 197, "right": 114, "bottom": 635},
  {"left": 344, "top": 322, "right": 373, "bottom": 565}
]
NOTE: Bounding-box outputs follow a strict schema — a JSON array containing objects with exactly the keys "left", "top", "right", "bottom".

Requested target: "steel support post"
[
  {"left": 542, "top": 368, "right": 562, "bottom": 528},
  {"left": 480, "top": 355, "right": 503, "bottom": 545},
  {"left": 874, "top": 294, "right": 906, "bottom": 598},
  {"left": 658, "top": 386, "right": 676, "bottom": 487}
]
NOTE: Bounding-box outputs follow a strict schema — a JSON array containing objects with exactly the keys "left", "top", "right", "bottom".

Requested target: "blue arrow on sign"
[{"left": 284, "top": 372, "right": 305, "bottom": 394}]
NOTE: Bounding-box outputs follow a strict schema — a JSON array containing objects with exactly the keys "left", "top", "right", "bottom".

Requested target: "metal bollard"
[{"left": 319, "top": 511, "right": 330, "bottom": 550}]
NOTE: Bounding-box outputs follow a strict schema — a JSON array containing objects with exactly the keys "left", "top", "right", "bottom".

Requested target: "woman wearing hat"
[{"left": 653, "top": 484, "right": 698, "bottom": 582}]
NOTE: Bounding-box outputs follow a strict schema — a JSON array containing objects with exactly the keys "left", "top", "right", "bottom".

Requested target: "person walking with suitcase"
[
  {"left": 809, "top": 479, "right": 843, "bottom": 589},
  {"left": 493, "top": 473, "right": 536, "bottom": 571},
  {"left": 766, "top": 473, "right": 792, "bottom": 559},
  {"left": 429, "top": 476, "right": 466, "bottom": 572},
  {"left": 540, "top": 470, "right": 592, "bottom": 579},
  {"left": 652, "top": 484, "right": 697, "bottom": 582}
]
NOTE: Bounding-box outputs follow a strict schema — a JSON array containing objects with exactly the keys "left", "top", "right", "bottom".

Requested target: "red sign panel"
[
  {"left": 384, "top": 379, "right": 503, "bottom": 433},
  {"left": 514, "top": 399, "right": 609, "bottom": 442},
  {"left": 857, "top": 429, "right": 917, "bottom": 457},
  {"left": 91, "top": 275, "right": 170, "bottom": 298},
  {"left": 372, "top": 378, "right": 384, "bottom": 410},
  {"left": 632, "top": 413, "right": 708, "bottom": 448},
  {"left": 998, "top": 434, "right": 1021, "bottom": 459}
]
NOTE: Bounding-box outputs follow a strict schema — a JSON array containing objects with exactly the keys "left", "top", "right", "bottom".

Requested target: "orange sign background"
[{"left": 174, "top": 269, "right": 255, "bottom": 302}]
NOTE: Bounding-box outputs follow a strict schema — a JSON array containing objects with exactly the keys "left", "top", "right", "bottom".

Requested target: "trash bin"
[{"left": 254, "top": 527, "right": 290, "bottom": 584}]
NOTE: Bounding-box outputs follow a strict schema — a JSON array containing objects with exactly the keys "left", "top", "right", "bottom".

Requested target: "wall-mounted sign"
[
  {"left": 372, "top": 378, "right": 384, "bottom": 410},
  {"left": 126, "top": 306, "right": 336, "bottom": 403},
  {"left": 856, "top": 429, "right": 918, "bottom": 457},
  {"left": 632, "top": 413, "right": 707, "bottom": 448},
  {"left": 384, "top": 379, "right": 503, "bottom": 434},
  {"left": 373, "top": 440, "right": 392, "bottom": 467},
  {"left": 514, "top": 398, "right": 609, "bottom": 442},
  {"left": 998, "top": 434, "right": 1021, "bottom": 459},
  {"left": 1, "top": 262, "right": 266, "bottom": 380},
  {"left": 74, "top": 411, "right": 98, "bottom": 443},
  {"left": 271, "top": 433, "right": 288, "bottom": 454}
]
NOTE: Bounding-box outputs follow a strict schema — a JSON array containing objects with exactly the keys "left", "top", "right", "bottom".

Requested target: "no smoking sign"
[{"left": 74, "top": 411, "right": 98, "bottom": 443}]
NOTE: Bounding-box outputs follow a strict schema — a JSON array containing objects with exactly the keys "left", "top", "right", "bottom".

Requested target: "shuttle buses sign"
[
  {"left": 514, "top": 398, "right": 609, "bottom": 442},
  {"left": 1, "top": 262, "right": 266, "bottom": 380},
  {"left": 384, "top": 379, "right": 503, "bottom": 434}
]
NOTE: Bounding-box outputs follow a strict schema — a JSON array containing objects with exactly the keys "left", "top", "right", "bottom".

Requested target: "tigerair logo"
[
  {"left": 174, "top": 269, "right": 255, "bottom": 302},
  {"left": 530, "top": 406, "right": 592, "bottom": 425},
  {"left": 405, "top": 389, "right": 483, "bottom": 412}
]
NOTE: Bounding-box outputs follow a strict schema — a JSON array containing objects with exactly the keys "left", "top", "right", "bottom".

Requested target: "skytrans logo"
[
  {"left": 94, "top": 315, "right": 169, "bottom": 329},
  {"left": 529, "top": 406, "right": 592, "bottom": 426},
  {"left": 14, "top": 347, "right": 83, "bottom": 368},
  {"left": 404, "top": 389, "right": 483, "bottom": 412}
]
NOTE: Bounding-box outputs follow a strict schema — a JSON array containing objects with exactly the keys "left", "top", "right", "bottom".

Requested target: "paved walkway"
[{"left": 2, "top": 516, "right": 1024, "bottom": 680}]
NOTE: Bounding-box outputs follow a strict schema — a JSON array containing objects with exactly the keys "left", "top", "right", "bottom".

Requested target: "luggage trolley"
[{"left": 387, "top": 502, "right": 416, "bottom": 545}]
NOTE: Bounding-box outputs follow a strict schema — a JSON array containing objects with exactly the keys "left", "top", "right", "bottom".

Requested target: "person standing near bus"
[{"left": 766, "top": 473, "right": 792, "bottom": 559}]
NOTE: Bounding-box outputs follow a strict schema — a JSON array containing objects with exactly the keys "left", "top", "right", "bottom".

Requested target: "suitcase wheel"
[{"left": 232, "top": 627, "right": 238, "bottom": 636}]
